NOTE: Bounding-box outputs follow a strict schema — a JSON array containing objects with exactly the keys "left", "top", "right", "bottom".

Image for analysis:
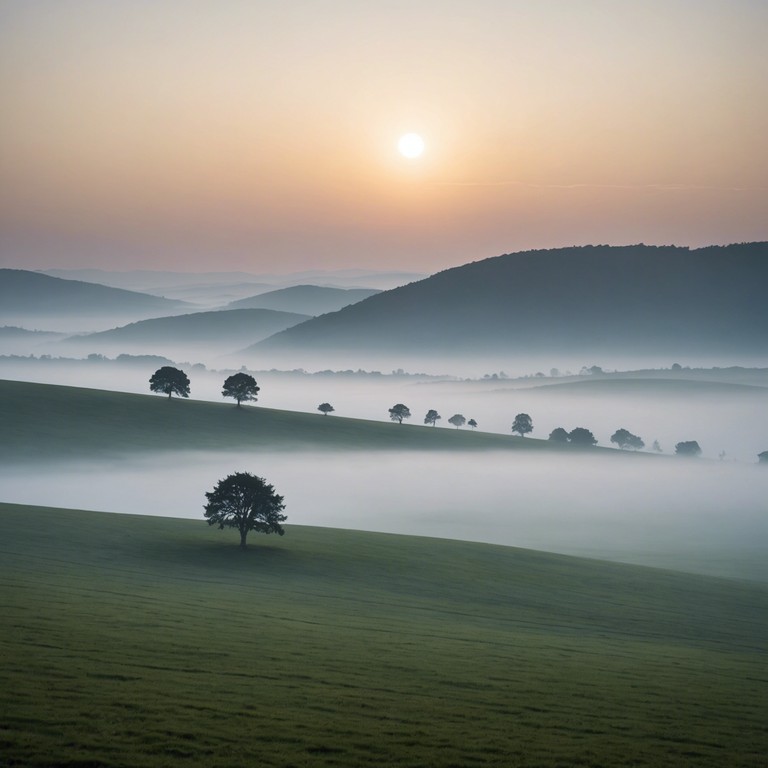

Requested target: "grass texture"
[
  {"left": 0, "top": 378, "right": 626, "bottom": 461},
  {"left": 1, "top": 502, "right": 766, "bottom": 767}
]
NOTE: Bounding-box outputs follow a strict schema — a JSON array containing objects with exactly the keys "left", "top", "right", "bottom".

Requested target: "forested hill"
[{"left": 253, "top": 243, "right": 768, "bottom": 357}]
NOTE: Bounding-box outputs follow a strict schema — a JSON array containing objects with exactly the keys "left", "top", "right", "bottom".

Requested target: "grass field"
[
  {"left": 1, "top": 502, "right": 766, "bottom": 767},
  {"left": 0, "top": 378, "right": 629, "bottom": 461}
]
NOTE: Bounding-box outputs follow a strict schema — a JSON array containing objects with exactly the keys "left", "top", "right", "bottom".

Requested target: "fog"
[{"left": 2, "top": 450, "right": 765, "bottom": 581}]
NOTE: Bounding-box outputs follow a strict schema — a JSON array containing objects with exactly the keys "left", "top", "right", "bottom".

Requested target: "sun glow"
[{"left": 398, "top": 133, "right": 425, "bottom": 159}]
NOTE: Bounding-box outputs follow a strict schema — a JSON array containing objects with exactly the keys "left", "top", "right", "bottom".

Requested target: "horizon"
[{"left": 2, "top": 1, "right": 766, "bottom": 274}]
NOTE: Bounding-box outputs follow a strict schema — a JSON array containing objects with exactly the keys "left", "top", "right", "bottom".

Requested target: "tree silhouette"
[
  {"left": 758, "top": 451, "right": 768, "bottom": 464},
  {"left": 149, "top": 366, "right": 190, "bottom": 399},
  {"left": 652, "top": 440, "right": 663, "bottom": 453},
  {"left": 448, "top": 414, "right": 466, "bottom": 429},
  {"left": 468, "top": 418, "right": 478, "bottom": 429},
  {"left": 389, "top": 404, "right": 411, "bottom": 424},
  {"left": 204, "top": 472, "right": 286, "bottom": 549},
  {"left": 318, "top": 402, "right": 335, "bottom": 416},
  {"left": 610, "top": 428, "right": 645, "bottom": 451},
  {"left": 512, "top": 413, "right": 533, "bottom": 437},
  {"left": 424, "top": 409, "right": 441, "bottom": 426},
  {"left": 675, "top": 440, "right": 702, "bottom": 457},
  {"left": 222, "top": 372, "right": 259, "bottom": 407},
  {"left": 568, "top": 427, "right": 597, "bottom": 446},
  {"left": 548, "top": 427, "right": 569, "bottom": 443}
]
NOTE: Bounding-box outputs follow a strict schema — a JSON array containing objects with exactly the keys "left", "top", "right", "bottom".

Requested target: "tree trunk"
[
  {"left": 239, "top": 530, "right": 248, "bottom": 548},
  {"left": 168, "top": 391, "right": 172, "bottom": 399}
]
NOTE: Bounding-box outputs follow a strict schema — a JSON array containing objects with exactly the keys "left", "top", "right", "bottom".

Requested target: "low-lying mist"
[{"left": 3, "top": 450, "right": 765, "bottom": 581}]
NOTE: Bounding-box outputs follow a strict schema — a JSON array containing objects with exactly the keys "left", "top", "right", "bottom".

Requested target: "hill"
[
  {"left": 252, "top": 243, "right": 768, "bottom": 362},
  {"left": 225, "top": 284, "right": 380, "bottom": 315},
  {"left": 1, "top": 502, "right": 766, "bottom": 767},
  {"left": 0, "top": 269, "right": 191, "bottom": 318},
  {"left": 59, "top": 308, "right": 311, "bottom": 357},
  {"left": 0, "top": 378, "right": 622, "bottom": 462}
]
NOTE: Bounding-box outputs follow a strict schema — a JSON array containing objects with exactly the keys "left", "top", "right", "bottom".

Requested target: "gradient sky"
[{"left": 1, "top": 0, "right": 766, "bottom": 274}]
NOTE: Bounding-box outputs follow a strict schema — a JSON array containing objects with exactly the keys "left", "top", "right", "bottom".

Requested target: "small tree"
[
  {"left": 468, "top": 418, "right": 478, "bottom": 429},
  {"left": 675, "top": 440, "right": 702, "bottom": 457},
  {"left": 652, "top": 440, "right": 663, "bottom": 453},
  {"left": 204, "top": 472, "right": 286, "bottom": 549},
  {"left": 512, "top": 413, "right": 533, "bottom": 437},
  {"left": 569, "top": 427, "right": 597, "bottom": 446},
  {"left": 389, "top": 404, "right": 411, "bottom": 424},
  {"left": 757, "top": 451, "right": 768, "bottom": 464},
  {"left": 318, "top": 403, "right": 335, "bottom": 416},
  {"left": 448, "top": 414, "right": 466, "bottom": 429},
  {"left": 149, "top": 366, "right": 190, "bottom": 399},
  {"left": 424, "top": 409, "right": 441, "bottom": 426},
  {"left": 610, "top": 428, "right": 645, "bottom": 451},
  {"left": 548, "top": 427, "right": 570, "bottom": 443},
  {"left": 222, "top": 372, "right": 260, "bottom": 407}
]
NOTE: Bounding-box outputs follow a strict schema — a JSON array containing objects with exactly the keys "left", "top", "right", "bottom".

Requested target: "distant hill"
[
  {"left": 0, "top": 269, "right": 190, "bottom": 317},
  {"left": 225, "top": 285, "right": 381, "bottom": 315},
  {"left": 60, "top": 308, "right": 310, "bottom": 357},
  {"left": 252, "top": 243, "right": 768, "bottom": 360}
]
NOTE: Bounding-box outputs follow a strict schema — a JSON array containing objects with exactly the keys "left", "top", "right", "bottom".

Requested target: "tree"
[
  {"left": 610, "top": 428, "right": 645, "bottom": 451},
  {"left": 222, "top": 372, "right": 259, "bottom": 407},
  {"left": 548, "top": 427, "right": 569, "bottom": 443},
  {"left": 568, "top": 427, "right": 597, "bottom": 446},
  {"left": 468, "top": 418, "right": 478, "bottom": 429},
  {"left": 652, "top": 440, "right": 663, "bottom": 453},
  {"left": 389, "top": 404, "right": 411, "bottom": 424},
  {"left": 448, "top": 414, "right": 466, "bottom": 429},
  {"left": 758, "top": 451, "right": 768, "bottom": 464},
  {"left": 204, "top": 472, "right": 286, "bottom": 549},
  {"left": 675, "top": 440, "right": 702, "bottom": 457},
  {"left": 424, "top": 409, "right": 441, "bottom": 426},
  {"left": 149, "top": 366, "right": 190, "bottom": 399},
  {"left": 318, "top": 403, "right": 335, "bottom": 416},
  {"left": 511, "top": 413, "right": 533, "bottom": 437}
]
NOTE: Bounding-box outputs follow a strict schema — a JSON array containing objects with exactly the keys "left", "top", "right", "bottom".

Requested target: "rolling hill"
[
  {"left": 1, "top": 503, "right": 766, "bottom": 767},
  {"left": 251, "top": 243, "right": 768, "bottom": 361},
  {"left": 0, "top": 269, "right": 191, "bottom": 318},
  {"left": 58, "top": 308, "right": 311, "bottom": 358},
  {"left": 225, "top": 284, "right": 380, "bottom": 315}
]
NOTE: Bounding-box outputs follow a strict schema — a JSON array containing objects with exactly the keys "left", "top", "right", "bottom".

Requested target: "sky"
[{"left": 1, "top": 0, "right": 766, "bottom": 274}]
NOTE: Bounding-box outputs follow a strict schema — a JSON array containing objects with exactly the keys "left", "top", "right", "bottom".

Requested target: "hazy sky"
[{"left": 1, "top": 1, "right": 766, "bottom": 274}]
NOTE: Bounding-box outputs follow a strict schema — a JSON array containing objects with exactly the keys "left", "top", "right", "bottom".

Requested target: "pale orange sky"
[{"left": 1, "top": 1, "right": 766, "bottom": 273}]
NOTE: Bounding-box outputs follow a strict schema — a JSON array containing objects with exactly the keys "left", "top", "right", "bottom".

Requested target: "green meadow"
[
  {"left": 0, "top": 378, "right": 624, "bottom": 461},
  {"left": 1, "top": 503, "right": 766, "bottom": 767}
]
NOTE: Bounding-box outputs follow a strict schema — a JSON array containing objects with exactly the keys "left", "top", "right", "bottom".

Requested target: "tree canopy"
[
  {"left": 149, "top": 366, "right": 190, "bottom": 399},
  {"left": 204, "top": 472, "right": 286, "bottom": 549},
  {"left": 389, "top": 404, "right": 411, "bottom": 424},
  {"left": 675, "top": 440, "right": 702, "bottom": 457},
  {"left": 568, "top": 427, "right": 597, "bottom": 446},
  {"left": 548, "top": 427, "right": 570, "bottom": 443},
  {"left": 512, "top": 413, "right": 533, "bottom": 437},
  {"left": 424, "top": 409, "right": 441, "bottom": 426},
  {"left": 318, "top": 402, "right": 335, "bottom": 416},
  {"left": 448, "top": 414, "right": 466, "bottom": 429},
  {"left": 468, "top": 418, "right": 478, "bottom": 429},
  {"left": 222, "top": 372, "right": 260, "bottom": 407},
  {"left": 610, "top": 428, "right": 645, "bottom": 451}
]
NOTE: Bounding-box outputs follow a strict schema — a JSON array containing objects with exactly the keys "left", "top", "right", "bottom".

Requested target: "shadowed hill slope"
[
  {"left": 253, "top": 243, "right": 768, "bottom": 358},
  {"left": 225, "top": 284, "right": 380, "bottom": 315}
]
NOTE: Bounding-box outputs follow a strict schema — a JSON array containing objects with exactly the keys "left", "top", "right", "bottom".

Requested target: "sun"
[{"left": 398, "top": 133, "right": 425, "bottom": 159}]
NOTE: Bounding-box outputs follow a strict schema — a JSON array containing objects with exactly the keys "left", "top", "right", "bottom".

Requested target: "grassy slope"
[
  {"left": 1, "top": 503, "right": 766, "bottom": 767},
  {"left": 1, "top": 378, "right": 627, "bottom": 461}
]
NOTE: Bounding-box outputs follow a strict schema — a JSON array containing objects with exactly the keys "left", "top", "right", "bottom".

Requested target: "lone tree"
[
  {"left": 318, "top": 402, "right": 335, "bottom": 416},
  {"left": 548, "top": 427, "right": 570, "bottom": 443},
  {"left": 222, "top": 372, "right": 260, "bottom": 407},
  {"left": 610, "top": 428, "right": 645, "bottom": 451},
  {"left": 675, "top": 440, "right": 702, "bottom": 457},
  {"left": 652, "top": 440, "right": 663, "bottom": 453},
  {"left": 468, "top": 418, "right": 478, "bottom": 429},
  {"left": 424, "top": 409, "right": 441, "bottom": 426},
  {"left": 448, "top": 414, "right": 466, "bottom": 429},
  {"left": 389, "top": 403, "right": 411, "bottom": 424},
  {"left": 569, "top": 427, "right": 597, "bottom": 446},
  {"left": 149, "top": 366, "right": 190, "bottom": 399},
  {"left": 204, "top": 472, "right": 286, "bottom": 549},
  {"left": 512, "top": 413, "right": 533, "bottom": 437}
]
